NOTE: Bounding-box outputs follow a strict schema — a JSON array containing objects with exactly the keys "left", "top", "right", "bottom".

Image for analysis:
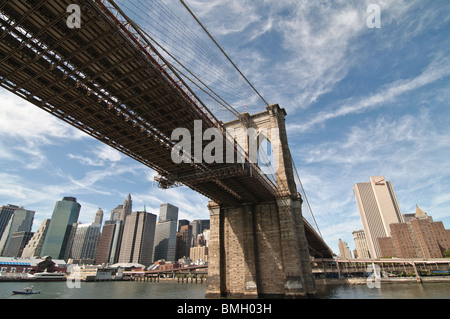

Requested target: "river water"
[{"left": 1, "top": 280, "right": 450, "bottom": 299}]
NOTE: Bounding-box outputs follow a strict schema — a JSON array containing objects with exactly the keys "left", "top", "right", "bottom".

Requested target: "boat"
[
  {"left": 25, "top": 271, "right": 67, "bottom": 282},
  {"left": 12, "top": 286, "right": 41, "bottom": 295}
]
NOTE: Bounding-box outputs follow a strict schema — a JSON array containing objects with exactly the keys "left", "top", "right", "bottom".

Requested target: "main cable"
[{"left": 180, "top": 0, "right": 270, "bottom": 108}]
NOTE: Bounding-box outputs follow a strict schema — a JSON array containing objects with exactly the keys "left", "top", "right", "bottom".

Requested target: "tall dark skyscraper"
[
  {"left": 41, "top": 197, "right": 81, "bottom": 260},
  {"left": 118, "top": 211, "right": 156, "bottom": 266},
  {"left": 175, "top": 224, "right": 192, "bottom": 261}
]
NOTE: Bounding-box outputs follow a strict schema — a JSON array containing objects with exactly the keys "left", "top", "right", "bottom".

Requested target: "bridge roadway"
[{"left": 0, "top": 0, "right": 332, "bottom": 258}]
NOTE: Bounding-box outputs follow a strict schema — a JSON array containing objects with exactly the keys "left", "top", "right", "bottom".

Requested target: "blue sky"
[{"left": 1, "top": 0, "right": 449, "bottom": 255}]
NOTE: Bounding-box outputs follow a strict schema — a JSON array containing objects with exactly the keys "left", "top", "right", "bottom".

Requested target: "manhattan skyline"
[{"left": 0, "top": 0, "right": 449, "bottom": 255}]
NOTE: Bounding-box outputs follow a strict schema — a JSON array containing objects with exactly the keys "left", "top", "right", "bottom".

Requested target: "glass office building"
[
  {"left": 41, "top": 197, "right": 81, "bottom": 260},
  {"left": 153, "top": 204, "right": 178, "bottom": 262}
]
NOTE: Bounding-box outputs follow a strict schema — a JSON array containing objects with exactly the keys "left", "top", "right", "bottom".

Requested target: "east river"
[{"left": 1, "top": 280, "right": 450, "bottom": 299}]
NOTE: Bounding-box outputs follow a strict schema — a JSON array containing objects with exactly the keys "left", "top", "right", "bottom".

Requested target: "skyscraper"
[
  {"left": 110, "top": 205, "right": 123, "bottom": 222},
  {"left": 40, "top": 197, "right": 81, "bottom": 260},
  {"left": 153, "top": 204, "right": 178, "bottom": 262},
  {"left": 22, "top": 219, "right": 51, "bottom": 258},
  {"left": 175, "top": 224, "right": 192, "bottom": 260},
  {"left": 159, "top": 203, "right": 178, "bottom": 222},
  {"left": 94, "top": 208, "right": 104, "bottom": 225},
  {"left": 107, "top": 220, "right": 124, "bottom": 264},
  {"left": 0, "top": 207, "right": 35, "bottom": 256},
  {"left": 95, "top": 196, "right": 131, "bottom": 265},
  {"left": 352, "top": 229, "right": 370, "bottom": 259},
  {"left": 118, "top": 211, "right": 156, "bottom": 266},
  {"left": 0, "top": 205, "right": 23, "bottom": 238},
  {"left": 95, "top": 220, "right": 122, "bottom": 265},
  {"left": 70, "top": 222, "right": 101, "bottom": 261},
  {"left": 190, "top": 219, "right": 210, "bottom": 247},
  {"left": 338, "top": 239, "right": 353, "bottom": 259},
  {"left": 353, "top": 176, "right": 403, "bottom": 258},
  {"left": 118, "top": 194, "right": 132, "bottom": 222}
]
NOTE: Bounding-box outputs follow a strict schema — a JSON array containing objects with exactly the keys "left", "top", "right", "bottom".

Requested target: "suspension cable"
[
  {"left": 180, "top": 0, "right": 270, "bottom": 108},
  {"left": 289, "top": 150, "right": 323, "bottom": 239}
]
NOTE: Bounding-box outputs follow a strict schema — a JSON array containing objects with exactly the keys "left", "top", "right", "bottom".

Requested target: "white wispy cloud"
[
  {"left": 0, "top": 92, "right": 86, "bottom": 142},
  {"left": 288, "top": 54, "right": 450, "bottom": 133},
  {"left": 184, "top": 0, "right": 448, "bottom": 117},
  {"left": 186, "top": 0, "right": 261, "bottom": 36},
  {"left": 0, "top": 92, "right": 87, "bottom": 169},
  {"left": 68, "top": 144, "right": 123, "bottom": 167}
]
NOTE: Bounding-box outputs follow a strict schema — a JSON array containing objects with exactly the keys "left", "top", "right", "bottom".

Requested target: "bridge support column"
[{"left": 206, "top": 196, "right": 315, "bottom": 299}]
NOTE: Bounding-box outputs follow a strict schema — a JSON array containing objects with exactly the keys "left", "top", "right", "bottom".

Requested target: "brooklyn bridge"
[{"left": 0, "top": 0, "right": 332, "bottom": 297}]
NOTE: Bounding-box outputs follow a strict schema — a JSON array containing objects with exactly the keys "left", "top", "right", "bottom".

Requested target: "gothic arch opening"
[{"left": 257, "top": 131, "right": 277, "bottom": 186}]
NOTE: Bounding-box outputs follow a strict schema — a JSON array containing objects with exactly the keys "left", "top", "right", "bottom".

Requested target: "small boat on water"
[{"left": 12, "top": 286, "right": 41, "bottom": 295}]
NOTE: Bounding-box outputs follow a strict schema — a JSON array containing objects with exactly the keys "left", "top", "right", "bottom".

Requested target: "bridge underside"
[
  {"left": 0, "top": 0, "right": 332, "bottom": 288},
  {"left": 0, "top": 0, "right": 276, "bottom": 206}
]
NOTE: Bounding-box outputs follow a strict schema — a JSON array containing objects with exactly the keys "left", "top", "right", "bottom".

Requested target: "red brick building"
[{"left": 379, "top": 206, "right": 450, "bottom": 258}]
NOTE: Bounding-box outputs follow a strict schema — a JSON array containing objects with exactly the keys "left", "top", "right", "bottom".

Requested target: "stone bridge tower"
[{"left": 206, "top": 104, "right": 315, "bottom": 298}]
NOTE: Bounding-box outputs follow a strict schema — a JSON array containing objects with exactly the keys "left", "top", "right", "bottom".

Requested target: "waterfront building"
[
  {"left": 0, "top": 256, "right": 68, "bottom": 274},
  {"left": 352, "top": 229, "right": 370, "bottom": 259},
  {"left": 118, "top": 211, "right": 156, "bottom": 266},
  {"left": 353, "top": 176, "right": 403, "bottom": 258},
  {"left": 70, "top": 222, "right": 101, "bottom": 262},
  {"left": 40, "top": 197, "right": 81, "bottom": 260},
  {"left": 379, "top": 205, "right": 450, "bottom": 258},
  {"left": 0, "top": 207, "right": 35, "bottom": 256},
  {"left": 153, "top": 204, "right": 178, "bottom": 262},
  {"left": 22, "top": 219, "right": 51, "bottom": 258}
]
